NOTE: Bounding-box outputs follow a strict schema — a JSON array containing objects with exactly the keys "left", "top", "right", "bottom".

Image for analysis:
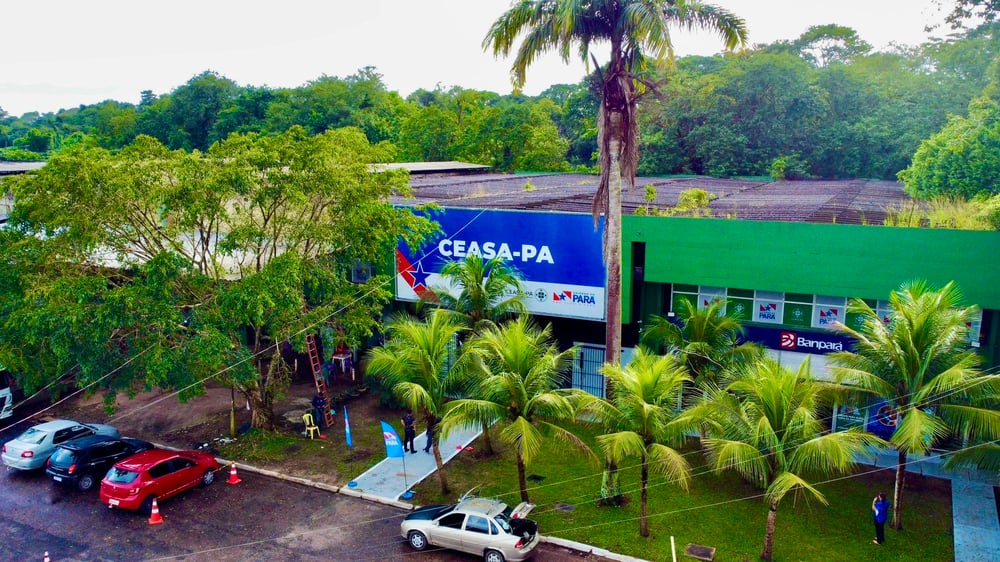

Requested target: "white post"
[{"left": 671, "top": 536, "right": 677, "bottom": 562}]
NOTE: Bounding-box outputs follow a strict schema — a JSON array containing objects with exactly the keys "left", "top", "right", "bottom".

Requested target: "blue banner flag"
[
  {"left": 344, "top": 406, "right": 353, "bottom": 448},
  {"left": 380, "top": 421, "right": 404, "bottom": 458}
]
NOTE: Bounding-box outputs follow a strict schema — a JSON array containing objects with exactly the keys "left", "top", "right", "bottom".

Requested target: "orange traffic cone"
[
  {"left": 226, "top": 462, "right": 242, "bottom": 485},
  {"left": 43, "top": 552, "right": 50, "bottom": 562},
  {"left": 148, "top": 498, "right": 164, "bottom": 525}
]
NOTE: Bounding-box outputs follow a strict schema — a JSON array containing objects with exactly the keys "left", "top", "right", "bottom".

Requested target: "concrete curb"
[
  {"left": 154, "top": 441, "right": 643, "bottom": 562},
  {"left": 541, "top": 536, "right": 651, "bottom": 562},
  {"left": 338, "top": 485, "right": 414, "bottom": 510}
]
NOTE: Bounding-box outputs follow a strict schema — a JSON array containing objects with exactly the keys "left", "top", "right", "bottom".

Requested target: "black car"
[{"left": 45, "top": 435, "right": 154, "bottom": 491}]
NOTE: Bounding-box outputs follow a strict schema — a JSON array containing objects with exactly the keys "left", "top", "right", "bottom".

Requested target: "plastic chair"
[{"left": 303, "top": 412, "right": 320, "bottom": 439}]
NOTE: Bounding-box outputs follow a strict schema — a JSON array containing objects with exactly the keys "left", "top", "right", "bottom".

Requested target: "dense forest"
[{"left": 2, "top": 22, "right": 998, "bottom": 193}]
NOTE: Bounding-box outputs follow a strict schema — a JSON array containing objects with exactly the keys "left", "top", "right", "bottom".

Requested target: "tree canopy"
[{"left": 0, "top": 127, "right": 436, "bottom": 427}]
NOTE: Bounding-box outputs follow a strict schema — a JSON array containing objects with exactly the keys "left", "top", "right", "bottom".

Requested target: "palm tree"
[
  {"left": 365, "top": 309, "right": 469, "bottom": 495},
  {"left": 828, "top": 280, "right": 1000, "bottom": 530},
  {"left": 421, "top": 254, "right": 527, "bottom": 455},
  {"left": 422, "top": 254, "right": 526, "bottom": 334},
  {"left": 441, "top": 315, "right": 596, "bottom": 502},
  {"left": 584, "top": 348, "right": 693, "bottom": 537},
  {"left": 485, "top": 0, "right": 747, "bottom": 364},
  {"left": 685, "top": 356, "right": 883, "bottom": 562},
  {"left": 641, "top": 298, "right": 763, "bottom": 395}
]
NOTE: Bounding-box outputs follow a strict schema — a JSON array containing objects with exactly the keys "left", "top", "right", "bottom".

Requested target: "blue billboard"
[
  {"left": 396, "top": 207, "right": 606, "bottom": 320},
  {"left": 741, "top": 325, "right": 856, "bottom": 355}
]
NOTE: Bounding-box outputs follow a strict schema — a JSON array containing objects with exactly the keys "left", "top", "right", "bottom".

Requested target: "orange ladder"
[{"left": 306, "top": 334, "right": 335, "bottom": 429}]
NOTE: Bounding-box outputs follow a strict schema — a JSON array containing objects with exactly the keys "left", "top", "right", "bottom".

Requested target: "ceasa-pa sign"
[{"left": 396, "top": 208, "right": 606, "bottom": 321}]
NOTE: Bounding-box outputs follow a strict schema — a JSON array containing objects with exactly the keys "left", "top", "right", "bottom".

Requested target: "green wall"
[{"left": 623, "top": 217, "right": 1000, "bottom": 324}]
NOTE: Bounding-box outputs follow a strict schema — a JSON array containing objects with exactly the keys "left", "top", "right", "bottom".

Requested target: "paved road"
[
  {"left": 3, "top": 466, "right": 427, "bottom": 561},
  {"left": 2, "top": 456, "right": 595, "bottom": 561}
]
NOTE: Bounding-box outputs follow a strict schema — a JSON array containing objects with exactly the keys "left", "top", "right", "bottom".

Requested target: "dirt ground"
[{"left": 42, "top": 373, "right": 375, "bottom": 488}]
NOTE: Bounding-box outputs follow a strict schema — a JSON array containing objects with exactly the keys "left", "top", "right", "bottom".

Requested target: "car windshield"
[
  {"left": 49, "top": 448, "right": 78, "bottom": 465},
  {"left": 106, "top": 467, "right": 139, "bottom": 484},
  {"left": 16, "top": 427, "right": 48, "bottom": 445}
]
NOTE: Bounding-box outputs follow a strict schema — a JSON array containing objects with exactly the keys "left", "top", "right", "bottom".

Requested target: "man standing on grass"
[{"left": 872, "top": 492, "right": 890, "bottom": 545}]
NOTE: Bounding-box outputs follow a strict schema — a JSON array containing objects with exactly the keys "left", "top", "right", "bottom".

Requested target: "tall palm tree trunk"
[
  {"left": 640, "top": 456, "right": 649, "bottom": 537},
  {"left": 432, "top": 442, "right": 449, "bottom": 495},
  {"left": 761, "top": 499, "right": 779, "bottom": 561},
  {"left": 517, "top": 447, "right": 530, "bottom": 503},
  {"left": 604, "top": 110, "right": 623, "bottom": 368},
  {"left": 480, "top": 422, "right": 495, "bottom": 455},
  {"left": 893, "top": 449, "right": 907, "bottom": 530}
]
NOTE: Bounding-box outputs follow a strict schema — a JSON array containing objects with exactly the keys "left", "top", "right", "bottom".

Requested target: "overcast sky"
[{"left": 1, "top": 0, "right": 954, "bottom": 117}]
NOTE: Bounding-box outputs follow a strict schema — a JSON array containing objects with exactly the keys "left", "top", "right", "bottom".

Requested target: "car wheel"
[
  {"left": 200, "top": 468, "right": 216, "bottom": 487},
  {"left": 140, "top": 495, "right": 156, "bottom": 516},
  {"left": 76, "top": 473, "right": 96, "bottom": 492},
  {"left": 484, "top": 549, "right": 506, "bottom": 562},
  {"left": 407, "top": 531, "right": 428, "bottom": 551}
]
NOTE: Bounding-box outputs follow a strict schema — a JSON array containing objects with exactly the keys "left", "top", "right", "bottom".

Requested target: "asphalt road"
[{"left": 1, "top": 413, "right": 607, "bottom": 562}]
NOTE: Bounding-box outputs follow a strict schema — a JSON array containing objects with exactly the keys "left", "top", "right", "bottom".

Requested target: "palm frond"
[
  {"left": 647, "top": 442, "right": 693, "bottom": 490},
  {"left": 766, "top": 471, "right": 827, "bottom": 507}
]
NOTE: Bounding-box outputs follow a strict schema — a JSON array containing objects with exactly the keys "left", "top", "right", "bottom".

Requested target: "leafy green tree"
[
  {"left": 584, "top": 348, "right": 692, "bottom": 537},
  {"left": 485, "top": 0, "right": 747, "bottom": 364},
  {"left": 209, "top": 86, "right": 275, "bottom": 141},
  {"left": 398, "top": 103, "right": 459, "bottom": 161},
  {"left": 1, "top": 127, "right": 435, "bottom": 427},
  {"left": 685, "top": 357, "right": 883, "bottom": 561},
  {"left": 558, "top": 81, "right": 600, "bottom": 168},
  {"left": 441, "top": 316, "right": 593, "bottom": 502},
  {"left": 13, "top": 128, "right": 53, "bottom": 153},
  {"left": 939, "top": 0, "right": 1000, "bottom": 27},
  {"left": 366, "top": 310, "right": 471, "bottom": 495},
  {"left": 135, "top": 71, "right": 239, "bottom": 151},
  {"left": 899, "top": 96, "right": 1000, "bottom": 198},
  {"left": 828, "top": 280, "right": 1000, "bottom": 530},
  {"left": 767, "top": 24, "right": 872, "bottom": 67}
]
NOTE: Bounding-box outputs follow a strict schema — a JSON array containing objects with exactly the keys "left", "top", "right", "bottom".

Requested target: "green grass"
[
  {"left": 411, "top": 429, "right": 954, "bottom": 562},
  {"left": 218, "top": 398, "right": 404, "bottom": 484}
]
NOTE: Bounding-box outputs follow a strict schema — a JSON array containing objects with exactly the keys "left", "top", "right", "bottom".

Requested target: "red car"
[{"left": 99, "top": 449, "right": 220, "bottom": 514}]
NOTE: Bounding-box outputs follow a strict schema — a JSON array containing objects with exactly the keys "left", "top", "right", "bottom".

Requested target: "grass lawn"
[
  {"left": 211, "top": 390, "right": 953, "bottom": 561},
  {"left": 410, "top": 427, "right": 954, "bottom": 562}
]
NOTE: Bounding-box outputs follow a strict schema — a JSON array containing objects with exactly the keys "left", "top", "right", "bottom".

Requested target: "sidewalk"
[
  {"left": 345, "top": 422, "right": 482, "bottom": 502},
  {"left": 862, "top": 447, "right": 1000, "bottom": 562}
]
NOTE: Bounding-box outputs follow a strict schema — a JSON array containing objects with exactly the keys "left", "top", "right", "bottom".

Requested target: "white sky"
[{"left": 1, "top": 0, "right": 953, "bottom": 117}]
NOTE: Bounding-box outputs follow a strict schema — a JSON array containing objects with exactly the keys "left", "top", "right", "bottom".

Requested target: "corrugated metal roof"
[
  {"left": 394, "top": 173, "right": 913, "bottom": 225},
  {"left": 0, "top": 161, "right": 46, "bottom": 175}
]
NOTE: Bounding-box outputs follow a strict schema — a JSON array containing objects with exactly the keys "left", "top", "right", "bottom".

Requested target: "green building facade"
[{"left": 622, "top": 216, "right": 1000, "bottom": 370}]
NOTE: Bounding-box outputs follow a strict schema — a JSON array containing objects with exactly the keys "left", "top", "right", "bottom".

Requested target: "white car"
[
  {"left": 401, "top": 494, "right": 538, "bottom": 562},
  {"left": 2, "top": 419, "right": 119, "bottom": 470}
]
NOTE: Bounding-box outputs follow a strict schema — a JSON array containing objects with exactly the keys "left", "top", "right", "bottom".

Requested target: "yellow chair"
[{"left": 303, "top": 412, "right": 320, "bottom": 439}]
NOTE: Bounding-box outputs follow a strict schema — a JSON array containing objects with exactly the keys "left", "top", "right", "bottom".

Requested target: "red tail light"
[
  {"left": 2, "top": 445, "right": 6, "bottom": 453},
  {"left": 68, "top": 463, "right": 77, "bottom": 474},
  {"left": 515, "top": 538, "right": 525, "bottom": 549},
  {"left": 46, "top": 458, "right": 51, "bottom": 468},
  {"left": 21, "top": 450, "right": 33, "bottom": 458}
]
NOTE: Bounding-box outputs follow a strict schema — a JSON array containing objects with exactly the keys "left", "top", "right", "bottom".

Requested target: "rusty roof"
[{"left": 395, "top": 173, "right": 912, "bottom": 225}]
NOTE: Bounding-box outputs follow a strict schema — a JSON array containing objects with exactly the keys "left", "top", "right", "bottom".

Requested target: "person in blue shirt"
[{"left": 872, "top": 492, "right": 890, "bottom": 545}]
